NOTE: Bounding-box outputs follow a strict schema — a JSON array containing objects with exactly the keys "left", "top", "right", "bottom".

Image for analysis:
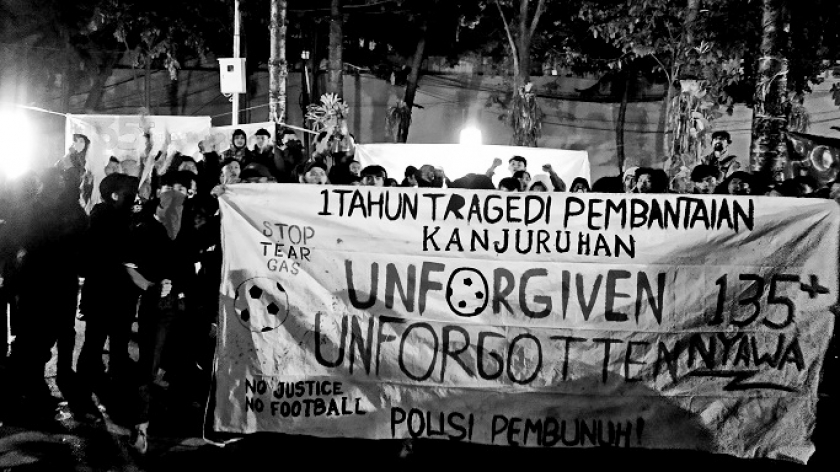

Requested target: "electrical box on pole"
[{"left": 219, "top": 58, "right": 247, "bottom": 94}]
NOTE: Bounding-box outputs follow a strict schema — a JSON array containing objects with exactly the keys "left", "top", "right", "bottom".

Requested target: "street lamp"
[
  {"left": 459, "top": 126, "right": 482, "bottom": 146},
  {"left": 0, "top": 111, "right": 34, "bottom": 179}
]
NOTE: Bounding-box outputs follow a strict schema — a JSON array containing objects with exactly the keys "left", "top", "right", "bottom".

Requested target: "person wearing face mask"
[{"left": 703, "top": 131, "right": 739, "bottom": 178}]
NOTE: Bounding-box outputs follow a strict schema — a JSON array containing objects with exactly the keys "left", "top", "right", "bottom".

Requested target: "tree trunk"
[
  {"left": 310, "top": 17, "right": 321, "bottom": 101},
  {"left": 269, "top": 0, "right": 288, "bottom": 126},
  {"left": 616, "top": 68, "right": 631, "bottom": 173},
  {"left": 516, "top": 0, "right": 531, "bottom": 86},
  {"left": 397, "top": 18, "right": 428, "bottom": 143},
  {"left": 84, "top": 55, "right": 117, "bottom": 112},
  {"left": 144, "top": 59, "right": 152, "bottom": 111},
  {"left": 750, "top": 0, "right": 789, "bottom": 177},
  {"left": 327, "top": 0, "right": 343, "bottom": 97}
]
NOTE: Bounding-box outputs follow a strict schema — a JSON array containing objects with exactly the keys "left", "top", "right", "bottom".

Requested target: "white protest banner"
[
  {"left": 355, "top": 144, "right": 590, "bottom": 187},
  {"left": 214, "top": 186, "right": 838, "bottom": 462},
  {"left": 65, "top": 114, "right": 210, "bottom": 209}
]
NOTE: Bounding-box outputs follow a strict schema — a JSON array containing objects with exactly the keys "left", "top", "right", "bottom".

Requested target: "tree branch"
[
  {"left": 650, "top": 53, "right": 671, "bottom": 84},
  {"left": 530, "top": 0, "right": 546, "bottom": 38},
  {"left": 494, "top": 0, "right": 519, "bottom": 69}
]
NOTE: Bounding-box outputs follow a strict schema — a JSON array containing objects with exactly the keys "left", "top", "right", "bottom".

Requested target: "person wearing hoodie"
[{"left": 222, "top": 128, "right": 252, "bottom": 164}]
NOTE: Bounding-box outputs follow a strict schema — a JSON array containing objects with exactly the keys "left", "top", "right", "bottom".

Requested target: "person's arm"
[
  {"left": 543, "top": 164, "right": 565, "bottom": 191},
  {"left": 125, "top": 264, "right": 154, "bottom": 291},
  {"left": 485, "top": 158, "right": 503, "bottom": 178}
]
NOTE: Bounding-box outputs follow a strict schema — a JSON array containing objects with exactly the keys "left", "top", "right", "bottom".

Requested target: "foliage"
[
  {"left": 92, "top": 0, "right": 230, "bottom": 79},
  {"left": 306, "top": 93, "right": 350, "bottom": 134}
]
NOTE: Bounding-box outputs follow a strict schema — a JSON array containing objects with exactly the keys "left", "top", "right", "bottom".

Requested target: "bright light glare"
[
  {"left": 459, "top": 126, "right": 482, "bottom": 146},
  {"left": 0, "top": 112, "right": 34, "bottom": 179}
]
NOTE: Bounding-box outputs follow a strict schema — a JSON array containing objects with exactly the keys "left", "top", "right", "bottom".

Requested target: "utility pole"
[
  {"left": 233, "top": 0, "right": 242, "bottom": 125},
  {"left": 269, "top": 1, "right": 288, "bottom": 129}
]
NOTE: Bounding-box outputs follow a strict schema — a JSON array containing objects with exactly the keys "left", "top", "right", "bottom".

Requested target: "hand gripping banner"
[{"left": 214, "top": 185, "right": 838, "bottom": 463}]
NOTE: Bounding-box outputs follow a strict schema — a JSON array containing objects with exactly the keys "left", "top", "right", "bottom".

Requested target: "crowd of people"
[{"left": 0, "top": 125, "right": 837, "bottom": 456}]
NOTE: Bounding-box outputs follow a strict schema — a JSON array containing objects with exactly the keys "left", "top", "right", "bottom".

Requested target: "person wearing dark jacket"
[
  {"left": 7, "top": 167, "right": 88, "bottom": 417},
  {"left": 76, "top": 173, "right": 141, "bottom": 418},
  {"left": 125, "top": 186, "right": 185, "bottom": 454}
]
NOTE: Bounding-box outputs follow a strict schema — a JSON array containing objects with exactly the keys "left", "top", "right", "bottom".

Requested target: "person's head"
[
  {"left": 72, "top": 133, "right": 90, "bottom": 154},
  {"left": 592, "top": 176, "right": 624, "bottom": 193},
  {"left": 231, "top": 129, "right": 247, "bottom": 149},
  {"left": 528, "top": 174, "right": 552, "bottom": 192},
  {"left": 302, "top": 162, "right": 329, "bottom": 185},
  {"left": 386, "top": 178, "right": 399, "bottom": 187},
  {"left": 240, "top": 163, "right": 276, "bottom": 183},
  {"left": 450, "top": 174, "right": 495, "bottom": 190},
  {"left": 509, "top": 156, "right": 527, "bottom": 173},
  {"left": 512, "top": 170, "right": 531, "bottom": 191},
  {"left": 795, "top": 175, "right": 819, "bottom": 196},
  {"left": 161, "top": 170, "right": 196, "bottom": 196},
  {"left": 403, "top": 166, "right": 419, "bottom": 186},
  {"left": 711, "top": 130, "right": 732, "bottom": 155},
  {"left": 280, "top": 128, "right": 299, "bottom": 146},
  {"left": 417, "top": 164, "right": 436, "bottom": 186},
  {"left": 724, "top": 171, "right": 753, "bottom": 195},
  {"left": 99, "top": 173, "right": 139, "bottom": 210},
  {"left": 178, "top": 156, "right": 199, "bottom": 175},
  {"left": 104, "top": 156, "right": 121, "bottom": 176},
  {"left": 499, "top": 177, "right": 520, "bottom": 192},
  {"left": 622, "top": 166, "right": 638, "bottom": 193},
  {"left": 348, "top": 160, "right": 362, "bottom": 177},
  {"left": 221, "top": 158, "right": 241, "bottom": 183},
  {"left": 255, "top": 128, "right": 272, "bottom": 151},
  {"left": 633, "top": 167, "right": 657, "bottom": 193},
  {"left": 361, "top": 165, "right": 388, "bottom": 187},
  {"left": 570, "top": 177, "right": 590, "bottom": 193},
  {"left": 691, "top": 164, "right": 719, "bottom": 194}
]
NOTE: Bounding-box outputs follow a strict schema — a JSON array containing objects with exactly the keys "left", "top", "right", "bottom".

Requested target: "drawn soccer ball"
[
  {"left": 233, "top": 277, "right": 290, "bottom": 332},
  {"left": 446, "top": 268, "right": 489, "bottom": 317}
]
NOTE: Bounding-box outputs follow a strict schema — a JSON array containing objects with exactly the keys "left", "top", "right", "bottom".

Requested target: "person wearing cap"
[
  {"left": 703, "top": 131, "right": 739, "bottom": 178},
  {"left": 246, "top": 128, "right": 278, "bottom": 174}
]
